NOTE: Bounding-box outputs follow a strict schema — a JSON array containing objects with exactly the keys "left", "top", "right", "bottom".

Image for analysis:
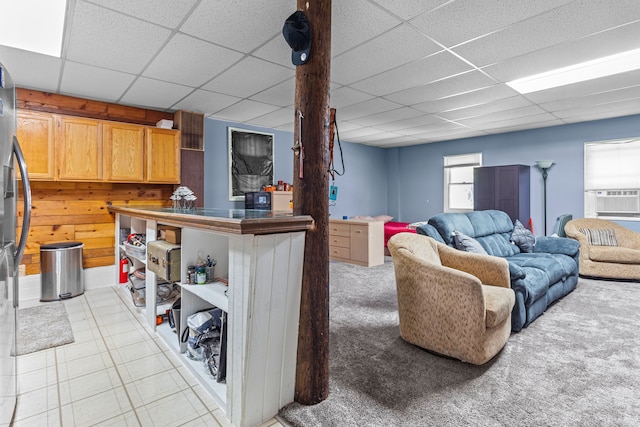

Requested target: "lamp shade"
[{"left": 536, "top": 160, "right": 554, "bottom": 169}]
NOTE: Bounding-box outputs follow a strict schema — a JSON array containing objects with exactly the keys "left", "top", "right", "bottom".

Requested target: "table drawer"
[
  {"left": 350, "top": 225, "right": 369, "bottom": 238},
  {"left": 329, "top": 245, "right": 350, "bottom": 259},
  {"left": 329, "top": 235, "right": 350, "bottom": 248}
]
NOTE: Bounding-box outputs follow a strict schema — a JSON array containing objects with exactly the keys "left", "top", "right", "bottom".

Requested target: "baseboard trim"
[{"left": 19, "top": 264, "right": 116, "bottom": 303}]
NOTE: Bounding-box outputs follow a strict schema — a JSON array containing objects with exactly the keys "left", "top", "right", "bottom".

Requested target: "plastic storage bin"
[{"left": 40, "top": 242, "right": 84, "bottom": 302}]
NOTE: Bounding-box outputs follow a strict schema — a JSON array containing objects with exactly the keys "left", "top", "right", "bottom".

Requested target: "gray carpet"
[
  {"left": 279, "top": 258, "right": 640, "bottom": 426},
  {"left": 18, "top": 301, "right": 75, "bottom": 355}
]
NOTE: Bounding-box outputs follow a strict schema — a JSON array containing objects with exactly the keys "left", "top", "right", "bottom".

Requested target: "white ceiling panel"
[
  {"left": 171, "top": 89, "right": 240, "bottom": 115},
  {"left": 6, "top": 1, "right": 640, "bottom": 148},
  {"left": 66, "top": 1, "right": 172, "bottom": 74},
  {"left": 332, "top": 0, "right": 401, "bottom": 56},
  {"left": 180, "top": 0, "right": 290, "bottom": 53},
  {"left": 120, "top": 77, "right": 193, "bottom": 110},
  {"left": 84, "top": 0, "right": 198, "bottom": 28},
  {"left": 249, "top": 78, "right": 295, "bottom": 108},
  {"left": 453, "top": 0, "right": 640, "bottom": 67},
  {"left": 352, "top": 51, "right": 473, "bottom": 96},
  {"left": 410, "top": 0, "right": 575, "bottom": 48},
  {"left": 60, "top": 61, "right": 135, "bottom": 102},
  {"left": 0, "top": 46, "right": 61, "bottom": 92},
  {"left": 211, "top": 99, "right": 280, "bottom": 123},
  {"left": 143, "top": 34, "right": 244, "bottom": 88},
  {"left": 331, "top": 24, "right": 442, "bottom": 85},
  {"left": 436, "top": 96, "right": 534, "bottom": 121},
  {"left": 384, "top": 71, "right": 497, "bottom": 105},
  {"left": 203, "top": 57, "right": 293, "bottom": 99}
]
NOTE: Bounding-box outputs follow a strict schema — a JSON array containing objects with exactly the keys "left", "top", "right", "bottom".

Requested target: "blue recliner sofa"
[{"left": 416, "top": 210, "right": 579, "bottom": 332}]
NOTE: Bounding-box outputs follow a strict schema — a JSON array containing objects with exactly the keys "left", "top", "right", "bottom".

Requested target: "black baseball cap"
[{"left": 283, "top": 11, "right": 311, "bottom": 66}]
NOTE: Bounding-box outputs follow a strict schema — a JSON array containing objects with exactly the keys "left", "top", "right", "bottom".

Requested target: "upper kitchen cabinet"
[
  {"left": 16, "top": 110, "right": 55, "bottom": 180},
  {"left": 57, "top": 116, "right": 102, "bottom": 181},
  {"left": 146, "top": 128, "right": 180, "bottom": 183},
  {"left": 103, "top": 122, "right": 145, "bottom": 182}
]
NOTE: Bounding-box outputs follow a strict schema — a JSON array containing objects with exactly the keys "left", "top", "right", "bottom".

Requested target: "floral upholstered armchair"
[{"left": 387, "top": 232, "right": 515, "bottom": 365}]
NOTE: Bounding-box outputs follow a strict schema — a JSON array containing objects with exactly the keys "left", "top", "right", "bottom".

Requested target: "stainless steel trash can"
[{"left": 40, "top": 242, "right": 84, "bottom": 302}]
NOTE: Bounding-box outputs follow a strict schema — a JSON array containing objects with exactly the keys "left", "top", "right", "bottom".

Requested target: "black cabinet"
[{"left": 474, "top": 165, "right": 530, "bottom": 225}]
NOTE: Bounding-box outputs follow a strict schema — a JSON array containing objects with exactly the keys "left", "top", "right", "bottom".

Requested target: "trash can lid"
[{"left": 40, "top": 242, "right": 84, "bottom": 250}]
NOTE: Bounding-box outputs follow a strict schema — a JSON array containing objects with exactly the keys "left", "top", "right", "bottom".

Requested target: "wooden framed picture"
[{"left": 228, "top": 127, "right": 274, "bottom": 201}]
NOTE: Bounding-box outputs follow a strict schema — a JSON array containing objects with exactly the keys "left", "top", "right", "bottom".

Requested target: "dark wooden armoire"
[{"left": 474, "top": 164, "right": 530, "bottom": 225}]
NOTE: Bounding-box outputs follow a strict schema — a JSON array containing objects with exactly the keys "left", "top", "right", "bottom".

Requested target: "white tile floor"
[{"left": 13, "top": 286, "right": 286, "bottom": 427}]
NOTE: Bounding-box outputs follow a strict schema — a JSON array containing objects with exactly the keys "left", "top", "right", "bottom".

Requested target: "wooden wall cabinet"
[
  {"left": 146, "top": 128, "right": 181, "bottom": 183},
  {"left": 17, "top": 111, "right": 180, "bottom": 184},
  {"left": 16, "top": 110, "right": 55, "bottom": 180},
  {"left": 474, "top": 164, "right": 531, "bottom": 225},
  {"left": 329, "top": 219, "right": 384, "bottom": 267},
  {"left": 103, "top": 122, "right": 145, "bottom": 182}
]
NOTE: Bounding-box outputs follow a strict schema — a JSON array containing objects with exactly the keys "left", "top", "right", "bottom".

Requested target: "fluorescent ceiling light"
[
  {"left": 0, "top": 0, "right": 67, "bottom": 57},
  {"left": 506, "top": 48, "right": 640, "bottom": 94}
]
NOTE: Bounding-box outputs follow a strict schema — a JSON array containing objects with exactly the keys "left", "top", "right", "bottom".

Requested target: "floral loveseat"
[{"left": 416, "top": 210, "right": 580, "bottom": 332}]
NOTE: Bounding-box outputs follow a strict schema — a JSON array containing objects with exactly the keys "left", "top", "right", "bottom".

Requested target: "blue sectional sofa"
[{"left": 416, "top": 210, "right": 579, "bottom": 332}]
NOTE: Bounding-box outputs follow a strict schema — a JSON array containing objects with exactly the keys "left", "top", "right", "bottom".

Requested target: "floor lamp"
[{"left": 536, "top": 160, "right": 554, "bottom": 236}]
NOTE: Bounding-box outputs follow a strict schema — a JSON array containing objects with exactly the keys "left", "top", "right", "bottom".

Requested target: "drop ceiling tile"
[
  {"left": 249, "top": 78, "right": 295, "bottom": 108},
  {"left": 437, "top": 96, "right": 533, "bottom": 121},
  {"left": 392, "top": 121, "right": 468, "bottom": 137},
  {"left": 351, "top": 51, "right": 473, "bottom": 96},
  {"left": 410, "top": 0, "right": 575, "bottom": 47},
  {"left": 483, "top": 20, "right": 640, "bottom": 83},
  {"left": 413, "top": 84, "right": 520, "bottom": 114},
  {"left": 523, "top": 69, "right": 640, "bottom": 104},
  {"left": 60, "top": 61, "right": 135, "bottom": 102},
  {"left": 540, "top": 85, "right": 640, "bottom": 113},
  {"left": 562, "top": 108, "right": 640, "bottom": 124},
  {"left": 250, "top": 107, "right": 295, "bottom": 129},
  {"left": 211, "top": 100, "right": 280, "bottom": 123},
  {"left": 453, "top": 0, "right": 640, "bottom": 67},
  {"left": 331, "top": 24, "right": 442, "bottom": 85},
  {"left": 470, "top": 113, "right": 561, "bottom": 130},
  {"left": 384, "top": 71, "right": 497, "bottom": 105},
  {"left": 373, "top": 114, "right": 445, "bottom": 132},
  {"left": 552, "top": 98, "right": 640, "bottom": 119},
  {"left": 274, "top": 122, "right": 294, "bottom": 132},
  {"left": 143, "top": 34, "right": 244, "bottom": 88},
  {"left": 120, "top": 77, "right": 193, "bottom": 110},
  {"left": 170, "top": 89, "right": 240, "bottom": 114},
  {"left": 412, "top": 128, "right": 487, "bottom": 141},
  {"left": 0, "top": 46, "right": 61, "bottom": 92},
  {"left": 180, "top": 0, "right": 290, "bottom": 53},
  {"left": 84, "top": 0, "right": 198, "bottom": 28},
  {"left": 338, "top": 127, "right": 382, "bottom": 140},
  {"left": 348, "top": 107, "right": 424, "bottom": 127},
  {"left": 368, "top": 135, "right": 423, "bottom": 147},
  {"left": 330, "top": 86, "right": 375, "bottom": 109},
  {"left": 456, "top": 105, "right": 548, "bottom": 127},
  {"left": 252, "top": 35, "right": 295, "bottom": 69},
  {"left": 203, "top": 57, "right": 293, "bottom": 98},
  {"left": 486, "top": 120, "right": 564, "bottom": 135},
  {"left": 332, "top": 0, "right": 401, "bottom": 55},
  {"left": 369, "top": 0, "right": 449, "bottom": 20},
  {"left": 336, "top": 98, "right": 403, "bottom": 121},
  {"left": 333, "top": 121, "right": 364, "bottom": 134},
  {"left": 66, "top": 1, "right": 172, "bottom": 74}
]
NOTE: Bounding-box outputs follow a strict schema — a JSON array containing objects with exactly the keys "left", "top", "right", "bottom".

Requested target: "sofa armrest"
[
  {"left": 508, "top": 262, "right": 526, "bottom": 281},
  {"left": 437, "top": 243, "right": 510, "bottom": 288},
  {"left": 533, "top": 236, "right": 579, "bottom": 257}
]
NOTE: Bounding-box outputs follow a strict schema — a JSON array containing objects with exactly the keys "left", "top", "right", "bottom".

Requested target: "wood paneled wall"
[
  {"left": 16, "top": 89, "right": 177, "bottom": 275},
  {"left": 17, "top": 182, "right": 173, "bottom": 275}
]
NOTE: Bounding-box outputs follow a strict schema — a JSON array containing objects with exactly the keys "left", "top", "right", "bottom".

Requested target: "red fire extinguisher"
[{"left": 119, "top": 257, "right": 129, "bottom": 284}]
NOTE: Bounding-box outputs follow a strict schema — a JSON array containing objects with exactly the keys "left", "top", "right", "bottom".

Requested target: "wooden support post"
[{"left": 292, "top": 0, "right": 332, "bottom": 405}]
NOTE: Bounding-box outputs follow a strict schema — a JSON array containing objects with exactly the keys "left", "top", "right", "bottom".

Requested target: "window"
[
  {"left": 444, "top": 153, "right": 482, "bottom": 212},
  {"left": 584, "top": 138, "right": 640, "bottom": 219}
]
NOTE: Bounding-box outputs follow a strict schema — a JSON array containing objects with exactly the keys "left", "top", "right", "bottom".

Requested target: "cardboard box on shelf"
[{"left": 158, "top": 225, "right": 181, "bottom": 244}]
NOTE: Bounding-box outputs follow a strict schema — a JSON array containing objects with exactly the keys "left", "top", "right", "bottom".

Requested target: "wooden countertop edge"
[{"left": 108, "top": 205, "right": 314, "bottom": 235}]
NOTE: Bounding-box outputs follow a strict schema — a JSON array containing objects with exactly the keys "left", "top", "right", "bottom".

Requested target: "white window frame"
[{"left": 443, "top": 153, "right": 482, "bottom": 213}]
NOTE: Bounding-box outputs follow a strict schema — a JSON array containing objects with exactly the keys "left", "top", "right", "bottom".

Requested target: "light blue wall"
[
  {"left": 203, "top": 118, "right": 388, "bottom": 218},
  {"left": 391, "top": 114, "right": 640, "bottom": 233}
]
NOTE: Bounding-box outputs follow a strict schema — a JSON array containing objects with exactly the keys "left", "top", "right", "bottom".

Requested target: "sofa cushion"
[
  {"left": 590, "top": 246, "right": 640, "bottom": 264},
  {"left": 428, "top": 213, "right": 475, "bottom": 246},
  {"left": 579, "top": 228, "right": 618, "bottom": 246},
  {"left": 452, "top": 231, "right": 487, "bottom": 254},
  {"left": 510, "top": 219, "right": 535, "bottom": 253},
  {"left": 477, "top": 233, "right": 520, "bottom": 257},
  {"left": 483, "top": 285, "right": 514, "bottom": 328},
  {"left": 507, "top": 253, "right": 575, "bottom": 286}
]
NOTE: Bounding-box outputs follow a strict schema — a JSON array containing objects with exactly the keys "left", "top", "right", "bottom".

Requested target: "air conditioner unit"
[{"left": 595, "top": 190, "right": 640, "bottom": 214}]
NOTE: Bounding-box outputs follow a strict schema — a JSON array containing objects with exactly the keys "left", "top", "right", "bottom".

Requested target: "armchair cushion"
[{"left": 589, "top": 246, "right": 640, "bottom": 264}]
